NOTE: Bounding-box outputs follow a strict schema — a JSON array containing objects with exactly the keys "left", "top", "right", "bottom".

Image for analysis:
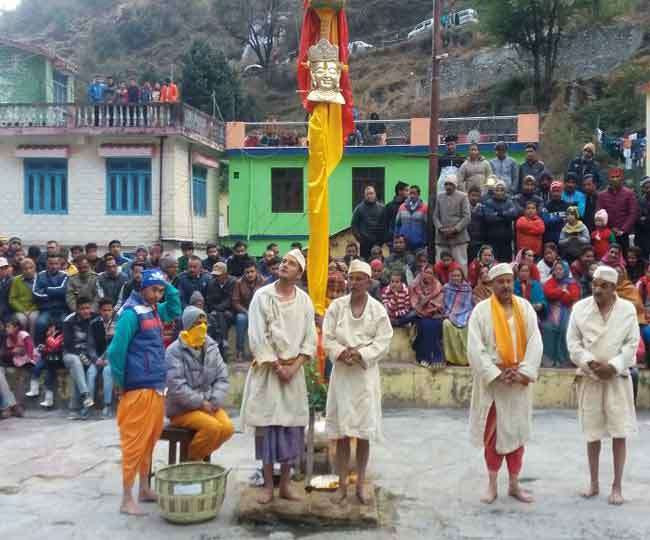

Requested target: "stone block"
[
  {"left": 387, "top": 326, "right": 416, "bottom": 363},
  {"left": 237, "top": 481, "right": 379, "bottom": 528}
]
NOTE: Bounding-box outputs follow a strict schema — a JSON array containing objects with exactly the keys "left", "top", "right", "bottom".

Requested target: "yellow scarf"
[
  {"left": 490, "top": 295, "right": 526, "bottom": 368},
  {"left": 180, "top": 322, "right": 207, "bottom": 349}
]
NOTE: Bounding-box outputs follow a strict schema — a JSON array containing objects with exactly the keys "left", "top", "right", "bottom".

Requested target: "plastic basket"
[{"left": 155, "top": 462, "right": 230, "bottom": 524}]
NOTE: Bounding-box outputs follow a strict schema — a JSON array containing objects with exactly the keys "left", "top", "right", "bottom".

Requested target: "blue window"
[
  {"left": 192, "top": 166, "right": 208, "bottom": 217},
  {"left": 24, "top": 159, "right": 68, "bottom": 214},
  {"left": 106, "top": 158, "right": 152, "bottom": 215}
]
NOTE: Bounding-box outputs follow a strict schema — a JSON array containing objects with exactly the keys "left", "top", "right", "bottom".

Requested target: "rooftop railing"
[{"left": 0, "top": 102, "right": 225, "bottom": 148}]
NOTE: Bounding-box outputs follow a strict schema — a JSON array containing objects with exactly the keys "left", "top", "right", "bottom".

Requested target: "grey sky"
[{"left": 0, "top": 0, "right": 20, "bottom": 10}]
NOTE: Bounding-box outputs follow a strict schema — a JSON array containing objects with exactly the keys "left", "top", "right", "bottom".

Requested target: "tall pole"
[{"left": 427, "top": 0, "right": 443, "bottom": 259}]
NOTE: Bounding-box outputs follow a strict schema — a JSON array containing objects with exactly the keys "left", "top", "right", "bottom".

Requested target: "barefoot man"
[
  {"left": 107, "top": 269, "right": 181, "bottom": 515},
  {"left": 567, "top": 265, "right": 639, "bottom": 505},
  {"left": 240, "top": 249, "right": 317, "bottom": 504},
  {"left": 323, "top": 259, "right": 393, "bottom": 505},
  {"left": 467, "top": 262, "right": 542, "bottom": 504}
]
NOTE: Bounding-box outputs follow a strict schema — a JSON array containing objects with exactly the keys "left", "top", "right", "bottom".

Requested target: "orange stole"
[
  {"left": 490, "top": 295, "right": 527, "bottom": 369},
  {"left": 116, "top": 388, "right": 165, "bottom": 487}
]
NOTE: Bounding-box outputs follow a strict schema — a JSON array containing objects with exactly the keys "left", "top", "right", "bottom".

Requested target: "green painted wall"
[
  {"left": 227, "top": 149, "right": 526, "bottom": 254},
  {"left": 0, "top": 45, "right": 47, "bottom": 103}
]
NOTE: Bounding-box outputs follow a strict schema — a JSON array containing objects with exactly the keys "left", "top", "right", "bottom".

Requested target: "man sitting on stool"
[{"left": 165, "top": 306, "right": 234, "bottom": 461}]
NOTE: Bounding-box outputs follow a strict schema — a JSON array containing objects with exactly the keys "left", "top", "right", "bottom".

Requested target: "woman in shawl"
[
  {"left": 513, "top": 248, "right": 541, "bottom": 281},
  {"left": 558, "top": 206, "right": 590, "bottom": 263},
  {"left": 409, "top": 265, "right": 445, "bottom": 367},
  {"left": 625, "top": 246, "right": 646, "bottom": 284},
  {"left": 472, "top": 265, "right": 493, "bottom": 305},
  {"left": 541, "top": 260, "right": 580, "bottom": 367},
  {"left": 468, "top": 245, "right": 495, "bottom": 287},
  {"left": 442, "top": 267, "right": 473, "bottom": 366},
  {"left": 601, "top": 243, "right": 626, "bottom": 268},
  {"left": 514, "top": 263, "right": 546, "bottom": 318}
]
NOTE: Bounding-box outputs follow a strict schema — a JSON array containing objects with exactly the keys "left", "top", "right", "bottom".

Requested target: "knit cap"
[{"left": 182, "top": 306, "right": 206, "bottom": 330}]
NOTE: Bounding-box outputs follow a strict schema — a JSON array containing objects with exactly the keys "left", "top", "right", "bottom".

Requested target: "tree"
[
  {"left": 482, "top": 0, "right": 587, "bottom": 111},
  {"left": 181, "top": 40, "right": 254, "bottom": 121},
  {"left": 219, "top": 0, "right": 284, "bottom": 69}
]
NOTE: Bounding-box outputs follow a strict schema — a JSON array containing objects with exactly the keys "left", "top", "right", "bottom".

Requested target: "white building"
[{"left": 0, "top": 103, "right": 225, "bottom": 252}]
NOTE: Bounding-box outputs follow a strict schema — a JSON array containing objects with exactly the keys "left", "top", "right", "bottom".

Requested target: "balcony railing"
[
  {"left": 0, "top": 102, "right": 225, "bottom": 148},
  {"left": 238, "top": 115, "right": 520, "bottom": 149}
]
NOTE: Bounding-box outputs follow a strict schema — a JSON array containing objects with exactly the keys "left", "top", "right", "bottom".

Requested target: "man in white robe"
[
  {"left": 567, "top": 264, "right": 639, "bottom": 505},
  {"left": 467, "top": 262, "right": 543, "bottom": 504},
  {"left": 323, "top": 259, "right": 393, "bottom": 505},
  {"left": 239, "top": 249, "right": 317, "bottom": 504}
]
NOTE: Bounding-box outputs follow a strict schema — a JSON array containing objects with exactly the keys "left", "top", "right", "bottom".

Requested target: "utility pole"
[{"left": 427, "top": 0, "right": 443, "bottom": 259}]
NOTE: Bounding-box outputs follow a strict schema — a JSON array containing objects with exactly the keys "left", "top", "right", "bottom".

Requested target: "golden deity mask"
[{"left": 307, "top": 38, "right": 345, "bottom": 105}]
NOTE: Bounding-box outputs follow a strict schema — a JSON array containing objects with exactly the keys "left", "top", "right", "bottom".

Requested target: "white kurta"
[
  {"left": 239, "top": 283, "right": 317, "bottom": 431},
  {"left": 323, "top": 294, "right": 393, "bottom": 442},
  {"left": 567, "top": 296, "right": 639, "bottom": 442},
  {"left": 467, "top": 297, "right": 543, "bottom": 454}
]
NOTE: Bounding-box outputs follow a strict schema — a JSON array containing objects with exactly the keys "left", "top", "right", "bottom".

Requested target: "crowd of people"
[
  {"left": 346, "top": 139, "right": 650, "bottom": 376},
  {"left": 87, "top": 75, "right": 180, "bottom": 127}
]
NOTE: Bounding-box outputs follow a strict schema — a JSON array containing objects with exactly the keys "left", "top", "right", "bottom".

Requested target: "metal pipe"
[{"left": 158, "top": 136, "right": 166, "bottom": 244}]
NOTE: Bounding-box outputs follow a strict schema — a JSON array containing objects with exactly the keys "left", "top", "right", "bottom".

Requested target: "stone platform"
[{"left": 238, "top": 481, "right": 380, "bottom": 528}]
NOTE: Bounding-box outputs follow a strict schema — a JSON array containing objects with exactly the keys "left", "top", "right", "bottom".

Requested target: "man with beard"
[
  {"left": 384, "top": 181, "right": 409, "bottom": 243},
  {"left": 227, "top": 241, "right": 253, "bottom": 278}
]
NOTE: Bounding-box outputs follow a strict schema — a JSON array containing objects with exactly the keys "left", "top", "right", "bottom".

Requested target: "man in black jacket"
[
  {"left": 383, "top": 181, "right": 408, "bottom": 243},
  {"left": 205, "top": 262, "right": 237, "bottom": 356},
  {"left": 63, "top": 296, "right": 95, "bottom": 417},
  {"left": 227, "top": 241, "right": 252, "bottom": 278},
  {"left": 176, "top": 255, "right": 209, "bottom": 308},
  {"left": 351, "top": 185, "right": 385, "bottom": 260},
  {"left": 567, "top": 143, "right": 602, "bottom": 189}
]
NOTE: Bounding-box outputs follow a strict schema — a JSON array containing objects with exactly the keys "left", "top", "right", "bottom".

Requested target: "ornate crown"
[{"left": 308, "top": 38, "right": 340, "bottom": 64}]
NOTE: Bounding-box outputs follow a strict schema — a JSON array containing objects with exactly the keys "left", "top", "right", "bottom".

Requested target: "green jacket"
[{"left": 9, "top": 275, "right": 37, "bottom": 314}]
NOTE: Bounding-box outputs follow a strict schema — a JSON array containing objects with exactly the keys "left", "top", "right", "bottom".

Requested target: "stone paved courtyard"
[{"left": 2, "top": 409, "right": 650, "bottom": 540}]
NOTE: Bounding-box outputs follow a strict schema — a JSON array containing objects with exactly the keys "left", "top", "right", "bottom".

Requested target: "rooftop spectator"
[
  {"left": 489, "top": 141, "right": 519, "bottom": 193},
  {"left": 518, "top": 143, "right": 545, "bottom": 192},
  {"left": 458, "top": 143, "right": 492, "bottom": 194},
  {"left": 161, "top": 78, "right": 180, "bottom": 103}
]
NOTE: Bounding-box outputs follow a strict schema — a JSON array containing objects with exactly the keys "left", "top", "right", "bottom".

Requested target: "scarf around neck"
[{"left": 490, "top": 296, "right": 526, "bottom": 369}]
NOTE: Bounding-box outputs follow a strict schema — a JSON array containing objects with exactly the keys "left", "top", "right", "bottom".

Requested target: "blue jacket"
[
  {"left": 107, "top": 282, "right": 180, "bottom": 390},
  {"left": 176, "top": 271, "right": 210, "bottom": 308},
  {"left": 541, "top": 199, "right": 570, "bottom": 244},
  {"left": 88, "top": 82, "right": 105, "bottom": 104},
  {"left": 562, "top": 190, "right": 586, "bottom": 218},
  {"left": 33, "top": 270, "right": 68, "bottom": 313}
]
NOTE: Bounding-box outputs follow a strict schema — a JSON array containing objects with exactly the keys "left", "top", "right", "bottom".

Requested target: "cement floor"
[{"left": 2, "top": 408, "right": 650, "bottom": 540}]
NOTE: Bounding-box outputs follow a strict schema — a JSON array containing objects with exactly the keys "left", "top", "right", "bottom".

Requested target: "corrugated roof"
[{"left": 0, "top": 37, "right": 78, "bottom": 74}]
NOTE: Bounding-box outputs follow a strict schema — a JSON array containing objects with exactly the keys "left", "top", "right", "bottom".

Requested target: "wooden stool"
[{"left": 148, "top": 424, "right": 210, "bottom": 486}]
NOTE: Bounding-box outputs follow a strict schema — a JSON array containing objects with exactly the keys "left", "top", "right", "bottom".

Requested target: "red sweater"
[
  {"left": 434, "top": 261, "right": 461, "bottom": 284},
  {"left": 516, "top": 215, "right": 545, "bottom": 256},
  {"left": 591, "top": 226, "right": 613, "bottom": 260},
  {"left": 543, "top": 278, "right": 580, "bottom": 307}
]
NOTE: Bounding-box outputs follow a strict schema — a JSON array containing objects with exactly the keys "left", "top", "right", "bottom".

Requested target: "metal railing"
[
  {"left": 439, "top": 116, "right": 519, "bottom": 144},
  {"left": 0, "top": 102, "right": 225, "bottom": 147}
]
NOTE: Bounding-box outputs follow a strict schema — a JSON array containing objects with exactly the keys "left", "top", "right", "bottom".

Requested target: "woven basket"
[{"left": 155, "top": 462, "right": 230, "bottom": 524}]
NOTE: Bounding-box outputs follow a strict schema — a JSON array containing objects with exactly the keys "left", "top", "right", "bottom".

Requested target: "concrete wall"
[{"left": 0, "top": 135, "right": 220, "bottom": 249}]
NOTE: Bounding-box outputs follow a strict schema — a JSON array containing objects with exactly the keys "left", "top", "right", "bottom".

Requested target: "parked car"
[
  {"left": 407, "top": 18, "right": 433, "bottom": 40},
  {"left": 348, "top": 41, "right": 374, "bottom": 55}
]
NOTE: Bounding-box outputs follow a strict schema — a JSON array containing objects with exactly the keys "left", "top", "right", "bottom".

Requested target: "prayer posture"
[
  {"left": 467, "top": 263, "right": 543, "bottom": 504},
  {"left": 240, "top": 250, "right": 317, "bottom": 504},
  {"left": 567, "top": 265, "right": 639, "bottom": 505},
  {"left": 323, "top": 259, "right": 393, "bottom": 505},
  {"left": 107, "top": 269, "right": 181, "bottom": 516},
  {"left": 166, "top": 306, "right": 234, "bottom": 461}
]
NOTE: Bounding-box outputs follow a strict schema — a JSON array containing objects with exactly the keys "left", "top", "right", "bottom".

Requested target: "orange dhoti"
[
  {"left": 116, "top": 389, "right": 165, "bottom": 487},
  {"left": 170, "top": 409, "right": 235, "bottom": 461},
  {"left": 483, "top": 403, "right": 524, "bottom": 475}
]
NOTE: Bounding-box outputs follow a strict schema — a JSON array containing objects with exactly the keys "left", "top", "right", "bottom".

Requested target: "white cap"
[
  {"left": 286, "top": 249, "right": 306, "bottom": 272},
  {"left": 488, "top": 262, "right": 513, "bottom": 281},
  {"left": 444, "top": 175, "right": 458, "bottom": 186},
  {"left": 349, "top": 259, "right": 372, "bottom": 278},
  {"left": 593, "top": 265, "right": 618, "bottom": 285},
  {"left": 0, "top": 257, "right": 8, "bottom": 267}
]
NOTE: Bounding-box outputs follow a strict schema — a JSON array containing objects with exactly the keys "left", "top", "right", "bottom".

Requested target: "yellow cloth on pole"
[{"left": 307, "top": 16, "right": 343, "bottom": 316}]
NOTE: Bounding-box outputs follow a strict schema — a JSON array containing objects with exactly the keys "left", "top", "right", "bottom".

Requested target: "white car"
[
  {"left": 407, "top": 18, "right": 433, "bottom": 40},
  {"left": 348, "top": 41, "right": 374, "bottom": 55}
]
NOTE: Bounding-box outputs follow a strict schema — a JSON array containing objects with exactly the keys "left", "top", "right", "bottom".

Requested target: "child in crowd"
[
  {"left": 558, "top": 206, "right": 590, "bottom": 262},
  {"left": 381, "top": 272, "right": 414, "bottom": 327},
  {"left": 2, "top": 317, "right": 37, "bottom": 411},
  {"left": 591, "top": 209, "right": 614, "bottom": 260},
  {"left": 516, "top": 200, "right": 545, "bottom": 257},
  {"left": 434, "top": 251, "right": 460, "bottom": 285},
  {"left": 537, "top": 242, "right": 560, "bottom": 285},
  {"left": 26, "top": 321, "right": 63, "bottom": 408}
]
